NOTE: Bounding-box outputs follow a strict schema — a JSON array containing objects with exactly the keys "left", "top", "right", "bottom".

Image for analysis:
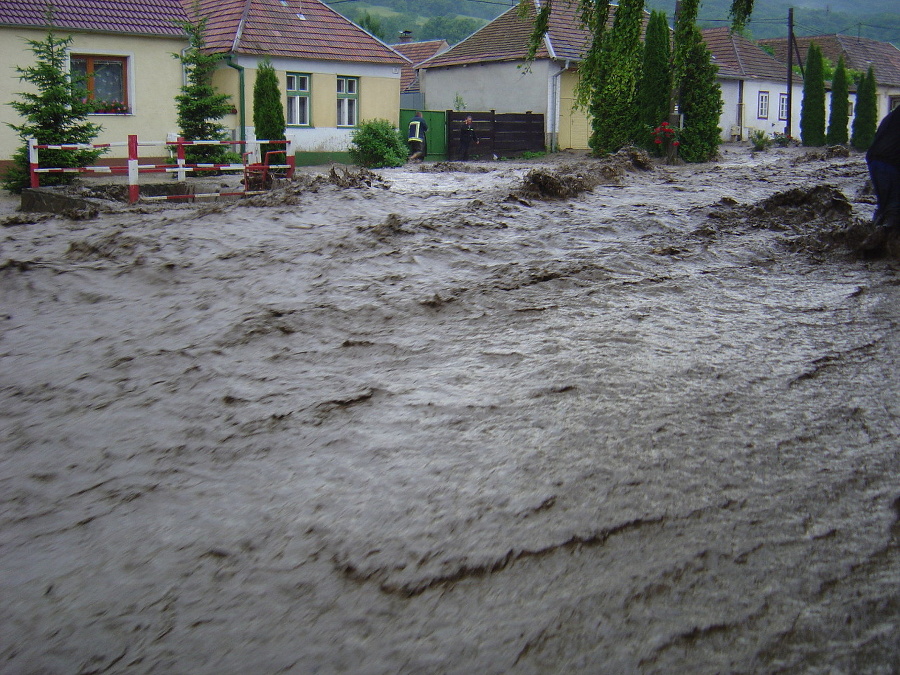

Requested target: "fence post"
[
  {"left": 28, "top": 138, "right": 40, "bottom": 188},
  {"left": 286, "top": 139, "right": 296, "bottom": 178},
  {"left": 490, "top": 110, "right": 497, "bottom": 158},
  {"left": 127, "top": 134, "right": 139, "bottom": 204},
  {"left": 176, "top": 137, "right": 187, "bottom": 181}
]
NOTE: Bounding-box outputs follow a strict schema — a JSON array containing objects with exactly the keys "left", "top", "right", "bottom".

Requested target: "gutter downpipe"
[
  {"left": 225, "top": 56, "right": 246, "bottom": 156},
  {"left": 549, "top": 60, "right": 568, "bottom": 153},
  {"left": 542, "top": 21, "right": 564, "bottom": 154}
]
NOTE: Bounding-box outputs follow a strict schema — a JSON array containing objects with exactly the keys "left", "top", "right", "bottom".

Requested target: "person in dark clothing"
[
  {"left": 866, "top": 106, "right": 900, "bottom": 230},
  {"left": 459, "top": 115, "right": 479, "bottom": 161},
  {"left": 408, "top": 112, "right": 428, "bottom": 161}
]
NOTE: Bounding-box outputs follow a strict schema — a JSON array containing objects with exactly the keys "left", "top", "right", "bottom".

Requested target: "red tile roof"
[
  {"left": 391, "top": 39, "right": 448, "bottom": 91},
  {"left": 702, "top": 27, "right": 788, "bottom": 82},
  {"left": 422, "top": 0, "right": 647, "bottom": 69},
  {"left": 0, "top": 0, "right": 187, "bottom": 36},
  {"left": 759, "top": 34, "right": 900, "bottom": 87},
  {"left": 1, "top": 0, "right": 406, "bottom": 65},
  {"left": 188, "top": 0, "right": 406, "bottom": 64}
]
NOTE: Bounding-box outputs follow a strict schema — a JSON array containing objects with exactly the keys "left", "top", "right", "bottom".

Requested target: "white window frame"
[
  {"left": 778, "top": 93, "right": 789, "bottom": 120},
  {"left": 287, "top": 73, "right": 311, "bottom": 126},
  {"left": 758, "top": 91, "right": 770, "bottom": 119},
  {"left": 337, "top": 76, "right": 358, "bottom": 127}
]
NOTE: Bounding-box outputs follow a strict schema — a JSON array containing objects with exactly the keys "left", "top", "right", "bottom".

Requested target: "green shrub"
[
  {"left": 749, "top": 129, "right": 772, "bottom": 152},
  {"left": 348, "top": 119, "right": 407, "bottom": 168}
]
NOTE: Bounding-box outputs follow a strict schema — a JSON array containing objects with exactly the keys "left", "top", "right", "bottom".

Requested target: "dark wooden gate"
[{"left": 446, "top": 110, "right": 545, "bottom": 161}]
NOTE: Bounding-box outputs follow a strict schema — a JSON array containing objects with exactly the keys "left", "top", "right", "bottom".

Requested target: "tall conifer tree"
[
  {"left": 801, "top": 43, "right": 826, "bottom": 146},
  {"left": 851, "top": 66, "right": 878, "bottom": 151},
  {"left": 253, "top": 59, "right": 286, "bottom": 159},
  {"left": 672, "top": 0, "right": 722, "bottom": 162},
  {"left": 826, "top": 55, "right": 849, "bottom": 145},
  {"left": 637, "top": 10, "right": 672, "bottom": 151},
  {"left": 588, "top": 0, "right": 645, "bottom": 155}
]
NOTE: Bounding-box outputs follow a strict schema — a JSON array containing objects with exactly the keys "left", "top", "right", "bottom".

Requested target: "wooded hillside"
[{"left": 324, "top": 0, "right": 899, "bottom": 47}]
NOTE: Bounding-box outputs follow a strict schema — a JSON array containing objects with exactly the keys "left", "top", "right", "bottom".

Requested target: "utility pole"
[
  {"left": 668, "top": 0, "right": 683, "bottom": 164},
  {"left": 785, "top": 7, "right": 793, "bottom": 138}
]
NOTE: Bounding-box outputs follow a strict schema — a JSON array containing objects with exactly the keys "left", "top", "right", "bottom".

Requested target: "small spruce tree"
[
  {"left": 174, "top": 13, "right": 234, "bottom": 165},
  {"left": 588, "top": 0, "right": 646, "bottom": 156},
  {"left": 827, "top": 55, "right": 849, "bottom": 145},
  {"left": 253, "top": 59, "right": 286, "bottom": 160},
  {"left": 801, "top": 43, "right": 826, "bottom": 146},
  {"left": 851, "top": 66, "right": 878, "bottom": 151},
  {"left": 637, "top": 10, "right": 672, "bottom": 152},
  {"left": 3, "top": 26, "right": 105, "bottom": 193}
]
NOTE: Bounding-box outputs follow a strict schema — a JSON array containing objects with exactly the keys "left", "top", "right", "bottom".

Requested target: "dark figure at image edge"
[
  {"left": 459, "top": 115, "right": 479, "bottom": 161},
  {"left": 408, "top": 112, "right": 428, "bottom": 161},
  {"left": 866, "top": 106, "right": 900, "bottom": 231}
]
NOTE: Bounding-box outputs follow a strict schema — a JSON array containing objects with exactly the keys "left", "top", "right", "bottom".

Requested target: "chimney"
[{"left": 399, "top": 30, "right": 413, "bottom": 43}]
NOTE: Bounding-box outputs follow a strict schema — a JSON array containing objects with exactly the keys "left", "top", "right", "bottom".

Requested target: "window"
[
  {"left": 337, "top": 76, "right": 358, "bottom": 127},
  {"left": 757, "top": 91, "right": 769, "bottom": 119},
  {"left": 778, "top": 93, "right": 789, "bottom": 120},
  {"left": 287, "top": 73, "right": 310, "bottom": 126},
  {"left": 71, "top": 54, "right": 128, "bottom": 113}
]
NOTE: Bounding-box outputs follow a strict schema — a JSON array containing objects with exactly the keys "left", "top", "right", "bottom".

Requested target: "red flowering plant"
[
  {"left": 651, "top": 120, "right": 681, "bottom": 156},
  {"left": 91, "top": 99, "right": 129, "bottom": 114}
]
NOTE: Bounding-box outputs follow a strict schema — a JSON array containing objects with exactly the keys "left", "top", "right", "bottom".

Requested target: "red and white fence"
[{"left": 28, "top": 135, "right": 295, "bottom": 204}]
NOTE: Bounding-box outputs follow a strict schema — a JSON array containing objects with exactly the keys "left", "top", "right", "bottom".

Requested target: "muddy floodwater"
[{"left": 1, "top": 146, "right": 898, "bottom": 673}]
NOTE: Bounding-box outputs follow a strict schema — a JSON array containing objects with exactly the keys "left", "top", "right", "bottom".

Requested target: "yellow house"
[
  {"left": 0, "top": 0, "right": 407, "bottom": 169},
  {"left": 198, "top": 0, "right": 406, "bottom": 164}
]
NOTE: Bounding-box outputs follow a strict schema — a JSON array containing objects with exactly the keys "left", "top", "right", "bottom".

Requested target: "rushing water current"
[{"left": 1, "top": 147, "right": 898, "bottom": 673}]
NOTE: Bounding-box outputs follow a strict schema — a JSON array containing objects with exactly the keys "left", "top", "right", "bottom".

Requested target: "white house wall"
[
  {"left": 422, "top": 60, "right": 552, "bottom": 115},
  {"left": 716, "top": 77, "right": 802, "bottom": 141}
]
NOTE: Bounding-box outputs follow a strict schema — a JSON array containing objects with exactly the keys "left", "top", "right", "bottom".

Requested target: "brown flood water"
[{"left": 1, "top": 145, "right": 898, "bottom": 673}]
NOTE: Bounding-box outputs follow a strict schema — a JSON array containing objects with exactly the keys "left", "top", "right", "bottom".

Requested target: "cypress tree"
[
  {"left": 253, "top": 59, "right": 286, "bottom": 160},
  {"left": 588, "top": 0, "right": 646, "bottom": 156},
  {"left": 851, "top": 66, "right": 878, "bottom": 151},
  {"left": 174, "top": 14, "right": 234, "bottom": 165},
  {"left": 672, "top": 0, "right": 721, "bottom": 163},
  {"left": 826, "top": 55, "right": 849, "bottom": 145},
  {"left": 3, "top": 26, "right": 105, "bottom": 193},
  {"left": 637, "top": 10, "right": 672, "bottom": 152},
  {"left": 801, "top": 42, "right": 826, "bottom": 146}
]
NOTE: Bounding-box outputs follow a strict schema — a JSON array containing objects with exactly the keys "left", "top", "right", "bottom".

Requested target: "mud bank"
[{"left": 1, "top": 145, "right": 898, "bottom": 673}]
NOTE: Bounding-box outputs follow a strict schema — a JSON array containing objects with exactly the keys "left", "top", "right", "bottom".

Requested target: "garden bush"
[{"left": 348, "top": 119, "right": 407, "bottom": 168}]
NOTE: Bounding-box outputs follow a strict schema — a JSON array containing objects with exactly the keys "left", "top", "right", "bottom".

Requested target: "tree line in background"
[
  {"left": 356, "top": 10, "right": 483, "bottom": 45},
  {"left": 633, "top": 0, "right": 900, "bottom": 44}
]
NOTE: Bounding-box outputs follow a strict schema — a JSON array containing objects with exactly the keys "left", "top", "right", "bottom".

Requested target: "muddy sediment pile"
[
  {"left": 699, "top": 183, "right": 897, "bottom": 258},
  {"left": 519, "top": 147, "right": 654, "bottom": 199}
]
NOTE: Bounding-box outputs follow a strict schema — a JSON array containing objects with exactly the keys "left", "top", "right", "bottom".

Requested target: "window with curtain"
[{"left": 71, "top": 55, "right": 128, "bottom": 113}]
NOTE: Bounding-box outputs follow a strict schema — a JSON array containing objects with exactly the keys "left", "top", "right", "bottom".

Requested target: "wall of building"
[
  {"left": 422, "top": 60, "right": 552, "bottom": 116},
  {"left": 0, "top": 29, "right": 187, "bottom": 161},
  {"left": 220, "top": 55, "right": 401, "bottom": 162}
]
